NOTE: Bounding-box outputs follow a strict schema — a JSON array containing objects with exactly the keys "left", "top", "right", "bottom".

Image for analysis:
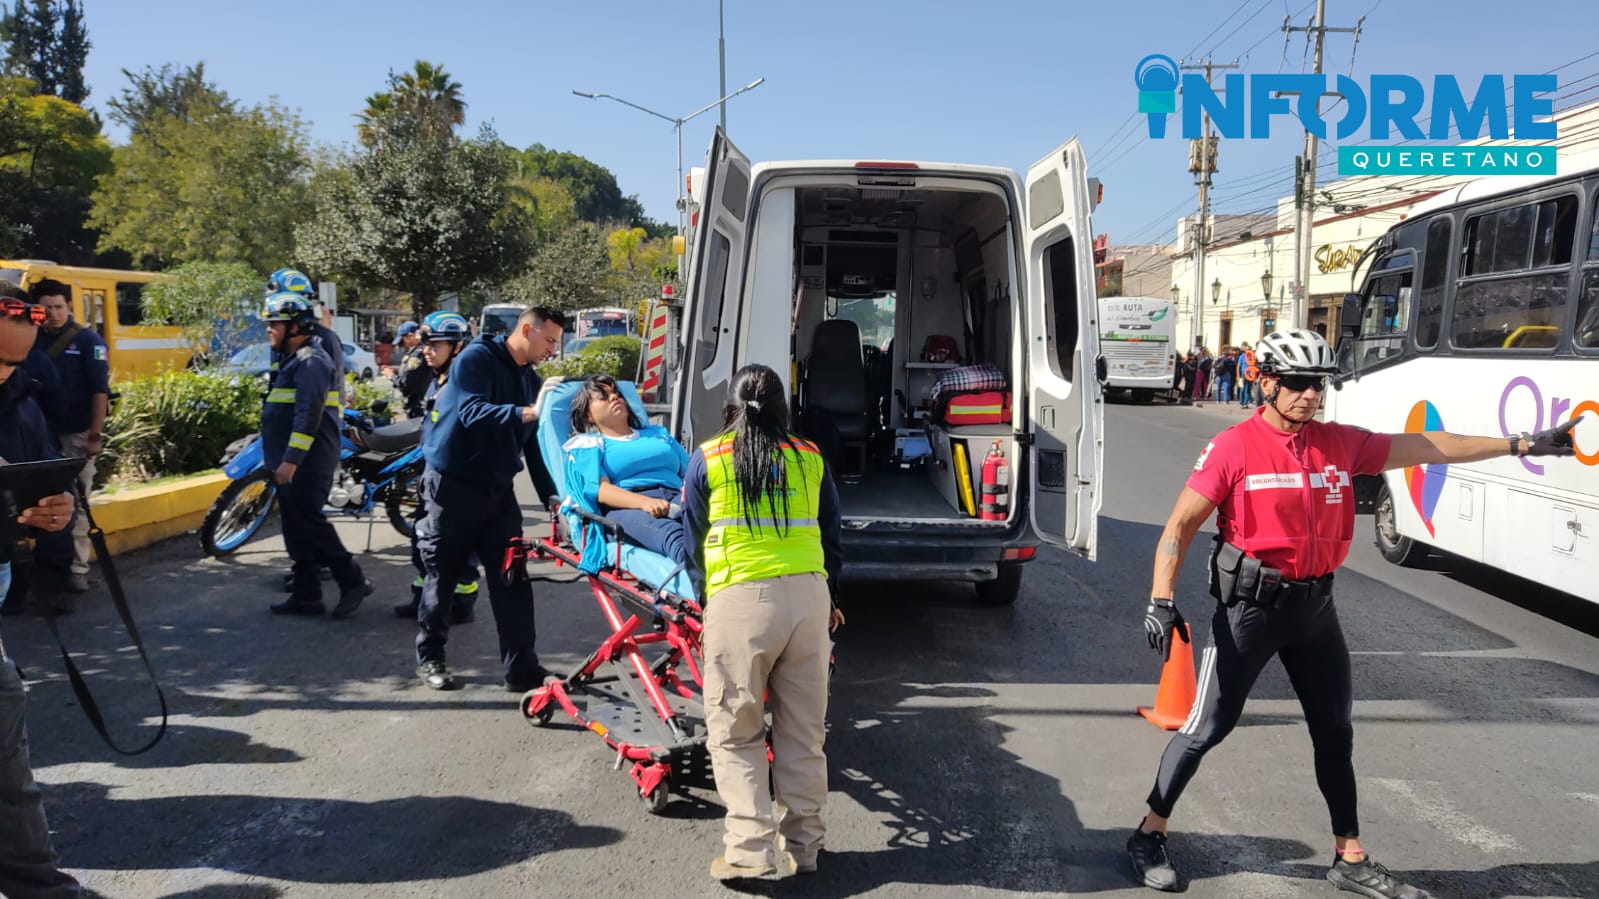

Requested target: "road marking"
[{"left": 1371, "top": 777, "right": 1520, "bottom": 853}]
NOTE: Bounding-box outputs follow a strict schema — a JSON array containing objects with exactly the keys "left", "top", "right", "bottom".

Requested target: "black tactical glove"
[
  {"left": 1144, "top": 598, "right": 1191, "bottom": 662},
  {"left": 1522, "top": 417, "right": 1583, "bottom": 457}
]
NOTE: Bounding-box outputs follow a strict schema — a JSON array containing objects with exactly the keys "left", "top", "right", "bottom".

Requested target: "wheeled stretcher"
[{"left": 505, "top": 378, "right": 707, "bottom": 814}]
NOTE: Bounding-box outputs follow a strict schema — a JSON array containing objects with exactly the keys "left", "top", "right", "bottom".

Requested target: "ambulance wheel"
[
  {"left": 1374, "top": 483, "right": 1428, "bottom": 567},
  {"left": 974, "top": 562, "right": 1024, "bottom": 606},
  {"left": 641, "top": 777, "right": 671, "bottom": 815}
]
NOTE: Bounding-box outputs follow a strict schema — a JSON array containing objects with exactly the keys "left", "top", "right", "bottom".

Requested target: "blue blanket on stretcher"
[{"left": 535, "top": 379, "right": 697, "bottom": 601}]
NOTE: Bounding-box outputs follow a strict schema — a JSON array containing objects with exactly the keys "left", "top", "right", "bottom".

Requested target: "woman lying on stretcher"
[{"left": 562, "top": 374, "right": 691, "bottom": 566}]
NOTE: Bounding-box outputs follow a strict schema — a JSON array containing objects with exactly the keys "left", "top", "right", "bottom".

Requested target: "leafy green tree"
[
  {"left": 502, "top": 219, "right": 611, "bottom": 311},
  {"left": 105, "top": 61, "right": 231, "bottom": 135},
  {"left": 297, "top": 121, "right": 532, "bottom": 321},
  {"left": 89, "top": 98, "right": 313, "bottom": 272},
  {"left": 517, "top": 143, "right": 657, "bottom": 226},
  {"left": 605, "top": 225, "right": 674, "bottom": 305},
  {"left": 0, "top": 0, "right": 89, "bottom": 103},
  {"left": 0, "top": 75, "right": 109, "bottom": 261},
  {"left": 139, "top": 260, "right": 261, "bottom": 365}
]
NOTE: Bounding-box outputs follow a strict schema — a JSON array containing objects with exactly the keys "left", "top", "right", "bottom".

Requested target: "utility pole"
[
  {"left": 1284, "top": 0, "right": 1363, "bottom": 331},
  {"left": 1181, "top": 57, "right": 1238, "bottom": 350}
]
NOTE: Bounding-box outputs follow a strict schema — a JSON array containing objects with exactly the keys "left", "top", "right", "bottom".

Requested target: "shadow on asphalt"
[
  {"left": 49, "top": 781, "right": 622, "bottom": 884},
  {"left": 11, "top": 501, "right": 1599, "bottom": 895}
]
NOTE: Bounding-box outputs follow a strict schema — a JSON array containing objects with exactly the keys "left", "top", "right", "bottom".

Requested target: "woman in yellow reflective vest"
[{"left": 682, "top": 363, "right": 844, "bottom": 882}]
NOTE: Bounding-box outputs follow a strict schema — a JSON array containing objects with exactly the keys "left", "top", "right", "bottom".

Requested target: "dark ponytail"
[{"left": 720, "top": 363, "right": 807, "bottom": 535}]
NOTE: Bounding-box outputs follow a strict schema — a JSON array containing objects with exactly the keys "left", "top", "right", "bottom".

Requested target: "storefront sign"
[{"left": 1314, "top": 243, "right": 1365, "bottom": 274}]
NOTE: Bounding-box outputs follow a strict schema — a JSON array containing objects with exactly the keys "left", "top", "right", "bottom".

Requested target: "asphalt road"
[{"left": 8, "top": 399, "right": 1598, "bottom": 898}]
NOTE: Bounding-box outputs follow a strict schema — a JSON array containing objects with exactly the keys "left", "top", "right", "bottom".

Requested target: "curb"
[{"left": 89, "top": 472, "right": 231, "bottom": 557}]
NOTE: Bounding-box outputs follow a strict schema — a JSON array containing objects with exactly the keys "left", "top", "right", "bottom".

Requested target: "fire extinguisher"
[{"left": 980, "top": 441, "right": 1009, "bottom": 521}]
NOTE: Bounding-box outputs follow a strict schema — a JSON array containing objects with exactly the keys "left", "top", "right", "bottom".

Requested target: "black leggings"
[{"left": 1147, "top": 593, "right": 1359, "bottom": 837}]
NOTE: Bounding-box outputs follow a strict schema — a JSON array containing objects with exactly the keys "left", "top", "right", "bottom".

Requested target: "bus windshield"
[{"left": 480, "top": 307, "right": 521, "bottom": 336}]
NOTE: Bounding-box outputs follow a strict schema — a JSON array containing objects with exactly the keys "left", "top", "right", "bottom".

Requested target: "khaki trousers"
[
  {"left": 56, "top": 433, "right": 96, "bottom": 576},
  {"left": 703, "top": 572, "right": 831, "bottom": 868}
]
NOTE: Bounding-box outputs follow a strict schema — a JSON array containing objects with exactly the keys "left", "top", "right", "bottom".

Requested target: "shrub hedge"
[
  {"left": 538, "top": 335, "right": 643, "bottom": 381},
  {"left": 104, "top": 371, "right": 263, "bottom": 480}
]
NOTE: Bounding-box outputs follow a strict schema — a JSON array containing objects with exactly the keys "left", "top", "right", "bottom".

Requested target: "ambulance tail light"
[{"left": 856, "top": 161, "right": 918, "bottom": 187}]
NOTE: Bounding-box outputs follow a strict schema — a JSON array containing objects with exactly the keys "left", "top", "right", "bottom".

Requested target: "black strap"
[
  {"left": 45, "top": 322, "right": 81, "bottom": 360},
  {"left": 42, "top": 494, "right": 168, "bottom": 755}
]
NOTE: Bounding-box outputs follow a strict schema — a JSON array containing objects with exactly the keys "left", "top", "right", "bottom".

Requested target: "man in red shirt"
[{"left": 1125, "top": 329, "right": 1581, "bottom": 897}]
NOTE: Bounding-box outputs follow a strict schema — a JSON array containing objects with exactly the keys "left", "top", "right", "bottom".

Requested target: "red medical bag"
[{"left": 942, "top": 391, "right": 1011, "bottom": 426}]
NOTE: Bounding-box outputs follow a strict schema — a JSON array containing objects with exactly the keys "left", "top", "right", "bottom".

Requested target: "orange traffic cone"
[{"left": 1137, "top": 632, "right": 1198, "bottom": 730}]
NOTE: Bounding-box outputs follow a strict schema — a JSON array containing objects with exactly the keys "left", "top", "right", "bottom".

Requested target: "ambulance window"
[
  {"left": 722, "top": 166, "right": 749, "bottom": 222},
  {"left": 699, "top": 233, "right": 732, "bottom": 371},
  {"left": 1041, "top": 237, "right": 1079, "bottom": 379},
  {"left": 116, "top": 282, "right": 145, "bottom": 326}
]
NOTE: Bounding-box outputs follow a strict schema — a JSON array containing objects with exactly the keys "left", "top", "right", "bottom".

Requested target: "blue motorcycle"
[{"left": 199, "top": 402, "right": 426, "bottom": 557}]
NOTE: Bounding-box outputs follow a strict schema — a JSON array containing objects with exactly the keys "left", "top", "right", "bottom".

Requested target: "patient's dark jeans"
[{"left": 603, "top": 485, "right": 688, "bottom": 566}]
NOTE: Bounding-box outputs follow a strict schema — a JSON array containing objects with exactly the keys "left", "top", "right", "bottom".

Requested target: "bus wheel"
[
  {"left": 1374, "top": 483, "right": 1428, "bottom": 567},
  {"left": 974, "top": 562, "right": 1024, "bottom": 606}
]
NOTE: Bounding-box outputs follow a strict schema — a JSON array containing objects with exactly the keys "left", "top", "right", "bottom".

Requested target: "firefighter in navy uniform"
[
  {"left": 1125, "top": 329, "right": 1583, "bottom": 898},
  {"left": 394, "top": 321, "right": 431, "bottom": 420},
  {"left": 393, "top": 311, "right": 479, "bottom": 621},
  {"left": 260, "top": 292, "right": 371, "bottom": 618}
]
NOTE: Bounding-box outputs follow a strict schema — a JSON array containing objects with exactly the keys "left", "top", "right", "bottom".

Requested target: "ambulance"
[{"left": 658, "top": 130, "right": 1105, "bottom": 605}]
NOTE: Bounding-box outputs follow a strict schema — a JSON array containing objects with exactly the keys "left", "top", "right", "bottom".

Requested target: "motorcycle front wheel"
[{"left": 200, "top": 470, "right": 278, "bottom": 557}]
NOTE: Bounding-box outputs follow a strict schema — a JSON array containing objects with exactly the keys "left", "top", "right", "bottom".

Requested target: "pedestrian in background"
[
  {"left": 394, "top": 321, "right": 430, "bottom": 420},
  {"left": 683, "top": 363, "right": 844, "bottom": 882},
  {"left": 1237, "top": 342, "right": 1257, "bottom": 407},
  {"left": 1126, "top": 329, "right": 1583, "bottom": 897},
  {"left": 412, "top": 305, "right": 565, "bottom": 691},
  {"left": 29, "top": 279, "right": 108, "bottom": 603}
]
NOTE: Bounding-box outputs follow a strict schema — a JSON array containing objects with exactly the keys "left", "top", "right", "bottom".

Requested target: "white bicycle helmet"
[{"left": 1255, "top": 328, "right": 1339, "bottom": 375}]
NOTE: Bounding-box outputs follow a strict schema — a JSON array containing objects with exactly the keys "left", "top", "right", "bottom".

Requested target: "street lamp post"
[
  {"left": 1261, "top": 269, "right": 1275, "bottom": 332},
  {"left": 572, "top": 77, "right": 766, "bottom": 276}
]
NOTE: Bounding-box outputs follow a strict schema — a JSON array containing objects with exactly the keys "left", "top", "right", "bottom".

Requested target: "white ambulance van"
[{"left": 665, "top": 130, "right": 1104, "bottom": 605}]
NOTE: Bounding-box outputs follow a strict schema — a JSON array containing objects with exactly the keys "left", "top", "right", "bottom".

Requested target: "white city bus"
[
  {"left": 1098, "top": 295, "right": 1176, "bottom": 400},
  {"left": 1324, "top": 149, "right": 1599, "bottom": 604}
]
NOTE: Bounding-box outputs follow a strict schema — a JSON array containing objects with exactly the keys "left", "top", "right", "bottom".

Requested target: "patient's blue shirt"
[{"left": 599, "top": 426, "right": 687, "bottom": 491}]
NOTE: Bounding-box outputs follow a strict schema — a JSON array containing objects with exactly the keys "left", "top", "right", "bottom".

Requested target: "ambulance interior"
[{"left": 786, "top": 182, "right": 1022, "bottom": 524}]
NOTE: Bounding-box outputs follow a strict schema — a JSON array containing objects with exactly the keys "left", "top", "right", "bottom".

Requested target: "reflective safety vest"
[{"left": 700, "top": 433, "right": 827, "bottom": 598}]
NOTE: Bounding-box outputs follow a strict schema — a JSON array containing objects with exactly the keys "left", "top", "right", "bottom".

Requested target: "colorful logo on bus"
[{"left": 1404, "top": 400, "right": 1447, "bottom": 535}]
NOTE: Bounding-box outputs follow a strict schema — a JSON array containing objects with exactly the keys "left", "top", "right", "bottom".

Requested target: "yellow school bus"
[{"left": 0, "top": 260, "right": 189, "bottom": 379}]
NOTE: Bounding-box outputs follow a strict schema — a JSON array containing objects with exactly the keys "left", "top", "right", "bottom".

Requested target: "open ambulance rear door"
[
  {"left": 669, "top": 128, "right": 751, "bottom": 446},
  {"left": 1022, "top": 139, "right": 1104, "bottom": 559}
]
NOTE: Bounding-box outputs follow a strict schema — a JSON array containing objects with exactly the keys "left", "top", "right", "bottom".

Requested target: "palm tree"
[
  {"left": 354, "top": 91, "right": 393, "bottom": 147},
  {"left": 354, "top": 61, "right": 466, "bottom": 147}
]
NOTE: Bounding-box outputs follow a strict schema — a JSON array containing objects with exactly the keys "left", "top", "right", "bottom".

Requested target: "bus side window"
[
  {"left": 1355, "top": 270, "right": 1413, "bottom": 371},
  {"left": 116, "top": 281, "right": 145, "bottom": 327},
  {"left": 1577, "top": 269, "right": 1599, "bottom": 349},
  {"left": 1452, "top": 196, "right": 1576, "bottom": 351},
  {"left": 1415, "top": 218, "right": 1451, "bottom": 349}
]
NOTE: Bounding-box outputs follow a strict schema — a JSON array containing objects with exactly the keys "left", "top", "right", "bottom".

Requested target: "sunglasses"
[
  {"left": 2, "top": 298, "right": 47, "bottom": 325},
  {"left": 1277, "top": 374, "right": 1328, "bottom": 393}
]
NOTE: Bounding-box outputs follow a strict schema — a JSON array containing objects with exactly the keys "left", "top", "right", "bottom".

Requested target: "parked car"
[
  {"left": 343, "top": 342, "right": 377, "bottom": 381},
  {"left": 215, "top": 343, "right": 372, "bottom": 382},
  {"left": 563, "top": 336, "right": 599, "bottom": 356}
]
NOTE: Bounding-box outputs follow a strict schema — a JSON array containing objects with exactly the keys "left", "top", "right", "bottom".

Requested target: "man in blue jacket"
[
  {"left": 28, "top": 280, "right": 105, "bottom": 601},
  {"left": 0, "top": 296, "right": 84, "bottom": 897},
  {"left": 259, "top": 293, "right": 370, "bottom": 618},
  {"left": 414, "top": 305, "right": 565, "bottom": 690}
]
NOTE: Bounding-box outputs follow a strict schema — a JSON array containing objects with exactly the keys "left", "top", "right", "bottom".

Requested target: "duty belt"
[{"left": 1245, "top": 570, "right": 1334, "bottom": 609}]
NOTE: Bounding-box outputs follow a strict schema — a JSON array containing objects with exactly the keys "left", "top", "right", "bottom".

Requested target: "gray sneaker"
[
  {"left": 1126, "top": 828, "right": 1180, "bottom": 892},
  {"left": 1328, "top": 856, "right": 1432, "bottom": 898}
]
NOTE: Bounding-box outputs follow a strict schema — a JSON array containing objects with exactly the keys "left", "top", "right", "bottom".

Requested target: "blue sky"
[{"left": 79, "top": 1, "right": 1599, "bottom": 246}]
